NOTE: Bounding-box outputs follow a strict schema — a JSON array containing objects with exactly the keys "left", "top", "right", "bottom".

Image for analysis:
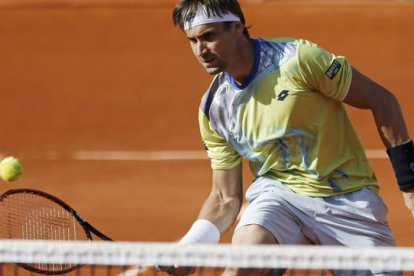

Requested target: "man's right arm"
[
  {"left": 159, "top": 163, "right": 243, "bottom": 276},
  {"left": 178, "top": 162, "right": 244, "bottom": 244},
  {"left": 197, "top": 163, "right": 243, "bottom": 235}
]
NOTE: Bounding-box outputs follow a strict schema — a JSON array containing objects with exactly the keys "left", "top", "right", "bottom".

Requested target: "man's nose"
[{"left": 196, "top": 42, "right": 208, "bottom": 57}]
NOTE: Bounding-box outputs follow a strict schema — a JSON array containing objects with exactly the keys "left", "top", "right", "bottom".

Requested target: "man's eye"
[{"left": 203, "top": 34, "right": 212, "bottom": 41}]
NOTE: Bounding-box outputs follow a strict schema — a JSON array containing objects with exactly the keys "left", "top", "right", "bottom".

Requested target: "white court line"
[
  {"left": 0, "top": 150, "right": 388, "bottom": 161},
  {"left": 72, "top": 151, "right": 208, "bottom": 161},
  {"left": 74, "top": 150, "right": 388, "bottom": 160}
]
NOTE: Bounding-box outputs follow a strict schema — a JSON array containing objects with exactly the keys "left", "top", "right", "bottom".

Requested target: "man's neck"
[{"left": 227, "top": 39, "right": 256, "bottom": 86}]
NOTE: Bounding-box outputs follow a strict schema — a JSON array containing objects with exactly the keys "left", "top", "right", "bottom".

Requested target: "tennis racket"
[{"left": 0, "top": 188, "right": 113, "bottom": 275}]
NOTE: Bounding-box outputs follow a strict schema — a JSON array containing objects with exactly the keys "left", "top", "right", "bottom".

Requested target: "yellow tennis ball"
[{"left": 0, "top": 157, "right": 23, "bottom": 182}]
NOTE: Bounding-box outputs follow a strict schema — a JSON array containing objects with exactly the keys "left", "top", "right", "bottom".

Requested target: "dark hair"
[{"left": 172, "top": 0, "right": 251, "bottom": 38}]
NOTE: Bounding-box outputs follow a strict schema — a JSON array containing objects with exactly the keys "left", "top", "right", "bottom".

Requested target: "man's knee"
[
  {"left": 226, "top": 225, "right": 285, "bottom": 276},
  {"left": 232, "top": 224, "right": 278, "bottom": 245}
]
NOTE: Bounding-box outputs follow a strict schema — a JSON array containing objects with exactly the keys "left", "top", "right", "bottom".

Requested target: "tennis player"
[{"left": 167, "top": 0, "right": 414, "bottom": 275}]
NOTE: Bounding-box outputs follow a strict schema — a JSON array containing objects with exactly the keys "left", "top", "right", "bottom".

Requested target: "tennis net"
[{"left": 0, "top": 240, "right": 413, "bottom": 276}]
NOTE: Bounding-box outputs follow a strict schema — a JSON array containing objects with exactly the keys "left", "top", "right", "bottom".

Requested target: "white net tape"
[{"left": 0, "top": 240, "right": 413, "bottom": 271}]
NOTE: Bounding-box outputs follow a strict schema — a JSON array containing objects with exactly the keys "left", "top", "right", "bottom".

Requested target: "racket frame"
[{"left": 0, "top": 188, "right": 113, "bottom": 275}]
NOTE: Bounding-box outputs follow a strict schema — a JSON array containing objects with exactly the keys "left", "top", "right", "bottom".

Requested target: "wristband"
[
  {"left": 179, "top": 219, "right": 220, "bottom": 244},
  {"left": 386, "top": 140, "right": 414, "bottom": 191}
]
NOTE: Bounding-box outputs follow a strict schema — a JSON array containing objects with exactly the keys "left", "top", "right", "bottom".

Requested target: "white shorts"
[{"left": 235, "top": 176, "right": 396, "bottom": 247}]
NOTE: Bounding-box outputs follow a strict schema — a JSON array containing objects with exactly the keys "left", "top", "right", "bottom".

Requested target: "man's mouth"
[{"left": 202, "top": 57, "right": 215, "bottom": 64}]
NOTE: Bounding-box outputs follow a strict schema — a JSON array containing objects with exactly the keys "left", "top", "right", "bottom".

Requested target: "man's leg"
[
  {"left": 222, "top": 177, "right": 314, "bottom": 276},
  {"left": 223, "top": 224, "right": 285, "bottom": 276},
  {"left": 312, "top": 188, "right": 399, "bottom": 276}
]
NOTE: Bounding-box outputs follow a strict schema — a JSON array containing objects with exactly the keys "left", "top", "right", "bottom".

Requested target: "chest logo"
[{"left": 277, "top": 90, "right": 290, "bottom": 101}]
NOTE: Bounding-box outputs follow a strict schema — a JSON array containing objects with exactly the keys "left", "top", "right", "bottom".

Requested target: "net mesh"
[{"left": 0, "top": 240, "right": 413, "bottom": 276}]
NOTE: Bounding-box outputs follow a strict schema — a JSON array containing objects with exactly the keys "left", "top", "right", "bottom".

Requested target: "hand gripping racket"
[{"left": 0, "top": 188, "right": 113, "bottom": 275}]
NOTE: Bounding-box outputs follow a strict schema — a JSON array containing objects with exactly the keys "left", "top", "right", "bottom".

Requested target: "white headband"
[{"left": 184, "top": 6, "right": 241, "bottom": 30}]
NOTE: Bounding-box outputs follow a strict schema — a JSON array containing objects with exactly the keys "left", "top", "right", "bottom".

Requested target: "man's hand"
[
  {"left": 157, "top": 265, "right": 196, "bottom": 276},
  {"left": 403, "top": 187, "right": 414, "bottom": 219}
]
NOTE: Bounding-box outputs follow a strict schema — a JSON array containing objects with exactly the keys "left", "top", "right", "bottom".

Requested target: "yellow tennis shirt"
[{"left": 199, "top": 38, "right": 378, "bottom": 197}]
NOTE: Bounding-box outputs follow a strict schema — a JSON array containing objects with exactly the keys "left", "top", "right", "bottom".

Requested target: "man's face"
[{"left": 185, "top": 22, "right": 240, "bottom": 75}]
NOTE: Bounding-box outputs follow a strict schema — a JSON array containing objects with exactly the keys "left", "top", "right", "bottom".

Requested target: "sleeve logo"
[{"left": 325, "top": 59, "right": 342, "bottom": 80}]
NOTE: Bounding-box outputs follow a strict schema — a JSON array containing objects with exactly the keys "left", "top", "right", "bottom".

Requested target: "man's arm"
[
  {"left": 343, "top": 67, "right": 414, "bottom": 217},
  {"left": 343, "top": 67, "right": 409, "bottom": 148},
  {"left": 179, "top": 163, "right": 243, "bottom": 244},
  {"left": 160, "top": 164, "right": 243, "bottom": 276},
  {"left": 197, "top": 163, "right": 244, "bottom": 235}
]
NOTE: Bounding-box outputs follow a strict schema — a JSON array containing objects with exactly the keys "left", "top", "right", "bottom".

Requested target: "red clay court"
[{"left": 0, "top": 0, "right": 413, "bottom": 247}]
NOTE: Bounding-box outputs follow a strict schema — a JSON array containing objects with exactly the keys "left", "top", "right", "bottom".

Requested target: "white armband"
[{"left": 179, "top": 219, "right": 220, "bottom": 244}]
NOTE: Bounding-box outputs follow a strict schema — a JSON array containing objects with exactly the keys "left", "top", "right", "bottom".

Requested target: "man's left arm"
[{"left": 343, "top": 67, "right": 414, "bottom": 218}]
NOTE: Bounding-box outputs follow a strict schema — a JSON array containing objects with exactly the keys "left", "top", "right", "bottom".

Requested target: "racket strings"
[
  {"left": 0, "top": 192, "right": 83, "bottom": 241},
  {"left": 0, "top": 192, "right": 87, "bottom": 273}
]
